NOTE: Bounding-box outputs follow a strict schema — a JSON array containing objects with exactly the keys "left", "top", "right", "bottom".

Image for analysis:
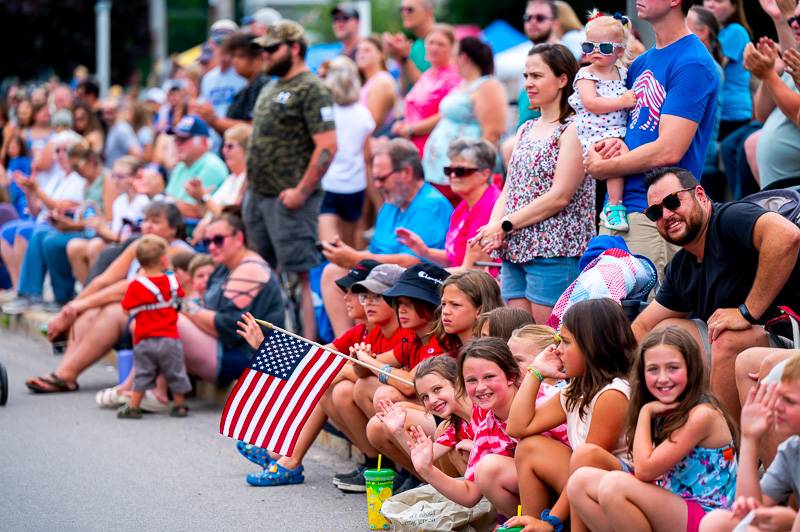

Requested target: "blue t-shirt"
[
  {"left": 719, "top": 23, "right": 752, "bottom": 122},
  {"left": 621, "top": 34, "right": 719, "bottom": 212},
  {"left": 370, "top": 182, "right": 453, "bottom": 257},
  {"left": 7, "top": 156, "right": 31, "bottom": 219}
]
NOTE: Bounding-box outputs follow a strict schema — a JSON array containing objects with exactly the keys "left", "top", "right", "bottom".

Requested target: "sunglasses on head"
[
  {"left": 201, "top": 233, "right": 233, "bottom": 248},
  {"left": 643, "top": 186, "right": 698, "bottom": 222},
  {"left": 443, "top": 166, "right": 479, "bottom": 178},
  {"left": 523, "top": 14, "right": 552, "bottom": 23},
  {"left": 581, "top": 41, "right": 623, "bottom": 55}
]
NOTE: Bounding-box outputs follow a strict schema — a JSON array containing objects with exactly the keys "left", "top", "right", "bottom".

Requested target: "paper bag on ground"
[{"left": 380, "top": 483, "right": 496, "bottom": 532}]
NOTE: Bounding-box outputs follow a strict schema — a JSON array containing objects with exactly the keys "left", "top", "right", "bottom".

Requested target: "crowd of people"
[{"left": 5, "top": 0, "right": 800, "bottom": 529}]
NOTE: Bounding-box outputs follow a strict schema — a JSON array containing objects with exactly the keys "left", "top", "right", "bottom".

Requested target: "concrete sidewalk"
[{"left": 0, "top": 329, "right": 369, "bottom": 531}]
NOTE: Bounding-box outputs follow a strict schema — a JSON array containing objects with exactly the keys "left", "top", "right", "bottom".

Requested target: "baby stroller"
[{"left": 0, "top": 360, "right": 7, "bottom": 406}]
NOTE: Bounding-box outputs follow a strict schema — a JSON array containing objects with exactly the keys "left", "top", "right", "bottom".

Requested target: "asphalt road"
[{"left": 0, "top": 330, "right": 367, "bottom": 531}]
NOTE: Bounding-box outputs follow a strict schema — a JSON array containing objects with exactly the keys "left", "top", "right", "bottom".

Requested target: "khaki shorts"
[
  {"left": 599, "top": 212, "right": 678, "bottom": 288},
  {"left": 691, "top": 319, "right": 794, "bottom": 369}
]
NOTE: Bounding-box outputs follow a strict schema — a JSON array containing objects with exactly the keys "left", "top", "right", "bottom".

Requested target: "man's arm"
[
  {"left": 747, "top": 212, "right": 800, "bottom": 320},
  {"left": 278, "top": 130, "right": 337, "bottom": 209},
  {"left": 586, "top": 114, "right": 698, "bottom": 179},
  {"left": 631, "top": 300, "right": 689, "bottom": 341},
  {"left": 760, "top": 70, "right": 800, "bottom": 128}
]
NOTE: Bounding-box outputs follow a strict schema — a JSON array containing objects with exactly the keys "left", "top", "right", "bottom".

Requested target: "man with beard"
[
  {"left": 245, "top": 20, "right": 338, "bottom": 341},
  {"left": 318, "top": 139, "right": 453, "bottom": 336},
  {"left": 632, "top": 166, "right": 800, "bottom": 418}
]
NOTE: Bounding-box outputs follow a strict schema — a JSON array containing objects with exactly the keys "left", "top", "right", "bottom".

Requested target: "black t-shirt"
[
  {"left": 656, "top": 201, "right": 800, "bottom": 323},
  {"left": 226, "top": 74, "right": 273, "bottom": 121}
]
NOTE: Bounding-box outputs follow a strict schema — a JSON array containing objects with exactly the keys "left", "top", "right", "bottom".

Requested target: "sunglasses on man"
[
  {"left": 643, "top": 186, "right": 698, "bottom": 222},
  {"left": 262, "top": 42, "right": 285, "bottom": 55},
  {"left": 523, "top": 14, "right": 552, "bottom": 23},
  {"left": 580, "top": 41, "right": 624, "bottom": 55}
]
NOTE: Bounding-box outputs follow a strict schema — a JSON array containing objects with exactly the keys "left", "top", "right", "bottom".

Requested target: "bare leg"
[
  {"left": 567, "top": 467, "right": 615, "bottom": 532},
  {"left": 298, "top": 272, "right": 317, "bottom": 341},
  {"left": 56, "top": 304, "right": 127, "bottom": 382},
  {"left": 605, "top": 177, "right": 626, "bottom": 206},
  {"left": 129, "top": 390, "right": 145, "bottom": 409},
  {"left": 475, "top": 455, "right": 520, "bottom": 518},
  {"left": 321, "top": 263, "right": 353, "bottom": 337},
  {"left": 568, "top": 444, "right": 624, "bottom": 532},
  {"left": 332, "top": 379, "right": 378, "bottom": 457},
  {"left": 86, "top": 237, "right": 107, "bottom": 269},
  {"left": 177, "top": 314, "right": 218, "bottom": 383},
  {"left": 279, "top": 401, "right": 328, "bottom": 469},
  {"left": 515, "top": 435, "right": 572, "bottom": 517},
  {"left": 1, "top": 239, "right": 21, "bottom": 288},
  {"left": 66, "top": 238, "right": 90, "bottom": 285},
  {"left": 508, "top": 298, "right": 534, "bottom": 319},
  {"left": 531, "top": 303, "right": 553, "bottom": 326},
  {"left": 317, "top": 213, "right": 340, "bottom": 244},
  {"left": 339, "top": 221, "right": 358, "bottom": 249},
  {"left": 711, "top": 328, "right": 771, "bottom": 420},
  {"left": 598, "top": 471, "right": 689, "bottom": 532},
  {"left": 698, "top": 509, "right": 739, "bottom": 532}
]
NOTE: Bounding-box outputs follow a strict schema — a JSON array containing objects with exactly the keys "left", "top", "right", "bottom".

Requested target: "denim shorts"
[
  {"left": 501, "top": 257, "right": 580, "bottom": 307},
  {"left": 320, "top": 190, "right": 366, "bottom": 222}
]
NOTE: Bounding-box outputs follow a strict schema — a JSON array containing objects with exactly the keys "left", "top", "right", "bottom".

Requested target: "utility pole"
[
  {"left": 149, "top": 0, "right": 168, "bottom": 86},
  {"left": 95, "top": 0, "right": 111, "bottom": 97}
]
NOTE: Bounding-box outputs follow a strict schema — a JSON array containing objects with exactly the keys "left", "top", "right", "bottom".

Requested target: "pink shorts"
[{"left": 685, "top": 500, "right": 707, "bottom": 532}]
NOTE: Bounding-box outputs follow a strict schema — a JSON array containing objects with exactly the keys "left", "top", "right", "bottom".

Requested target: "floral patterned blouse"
[{"left": 498, "top": 119, "right": 595, "bottom": 263}]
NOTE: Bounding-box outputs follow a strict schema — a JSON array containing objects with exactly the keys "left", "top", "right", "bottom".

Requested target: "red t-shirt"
[
  {"left": 121, "top": 274, "right": 185, "bottom": 344},
  {"left": 393, "top": 330, "right": 448, "bottom": 370},
  {"left": 331, "top": 323, "right": 370, "bottom": 354},
  {"left": 435, "top": 405, "right": 487, "bottom": 448}
]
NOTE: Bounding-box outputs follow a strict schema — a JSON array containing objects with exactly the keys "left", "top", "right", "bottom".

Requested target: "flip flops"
[{"left": 26, "top": 372, "right": 79, "bottom": 393}]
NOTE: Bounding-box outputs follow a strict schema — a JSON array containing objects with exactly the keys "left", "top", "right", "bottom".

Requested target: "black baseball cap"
[
  {"left": 332, "top": 3, "right": 360, "bottom": 19},
  {"left": 382, "top": 263, "right": 450, "bottom": 308},
  {"left": 335, "top": 259, "right": 381, "bottom": 291}
]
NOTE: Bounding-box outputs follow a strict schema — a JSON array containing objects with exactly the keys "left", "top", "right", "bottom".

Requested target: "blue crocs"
[
  {"left": 236, "top": 440, "right": 275, "bottom": 469},
  {"left": 246, "top": 462, "right": 305, "bottom": 487}
]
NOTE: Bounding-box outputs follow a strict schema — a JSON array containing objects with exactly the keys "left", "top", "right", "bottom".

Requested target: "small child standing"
[
  {"left": 568, "top": 12, "right": 637, "bottom": 232},
  {"left": 118, "top": 235, "right": 190, "bottom": 419}
]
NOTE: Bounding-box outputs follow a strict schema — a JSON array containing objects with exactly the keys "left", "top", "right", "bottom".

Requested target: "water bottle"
[{"left": 83, "top": 201, "right": 97, "bottom": 238}]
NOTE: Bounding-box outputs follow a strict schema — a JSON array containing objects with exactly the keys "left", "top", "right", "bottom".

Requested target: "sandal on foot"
[
  {"left": 96, "top": 387, "right": 129, "bottom": 409},
  {"left": 117, "top": 405, "right": 143, "bottom": 419},
  {"left": 236, "top": 441, "right": 276, "bottom": 469},
  {"left": 169, "top": 405, "right": 189, "bottom": 418},
  {"left": 246, "top": 463, "right": 304, "bottom": 486},
  {"left": 26, "top": 372, "right": 79, "bottom": 394}
]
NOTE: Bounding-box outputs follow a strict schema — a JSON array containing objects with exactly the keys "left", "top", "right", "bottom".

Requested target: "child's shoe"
[
  {"left": 169, "top": 404, "right": 189, "bottom": 418},
  {"left": 236, "top": 441, "right": 275, "bottom": 469},
  {"left": 246, "top": 462, "right": 304, "bottom": 486},
  {"left": 601, "top": 204, "right": 629, "bottom": 232},
  {"left": 117, "top": 405, "right": 143, "bottom": 419}
]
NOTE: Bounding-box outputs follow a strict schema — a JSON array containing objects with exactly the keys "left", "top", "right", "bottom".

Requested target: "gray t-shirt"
[
  {"left": 104, "top": 121, "right": 141, "bottom": 168},
  {"left": 755, "top": 73, "right": 800, "bottom": 188},
  {"left": 761, "top": 435, "right": 800, "bottom": 504}
]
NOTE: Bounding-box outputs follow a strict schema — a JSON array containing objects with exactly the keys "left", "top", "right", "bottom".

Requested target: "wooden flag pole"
[{"left": 254, "top": 319, "right": 414, "bottom": 387}]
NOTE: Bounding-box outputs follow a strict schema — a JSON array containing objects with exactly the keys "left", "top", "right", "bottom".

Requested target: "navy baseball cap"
[
  {"left": 169, "top": 115, "right": 210, "bottom": 138},
  {"left": 382, "top": 263, "right": 450, "bottom": 308},
  {"left": 335, "top": 259, "right": 381, "bottom": 291}
]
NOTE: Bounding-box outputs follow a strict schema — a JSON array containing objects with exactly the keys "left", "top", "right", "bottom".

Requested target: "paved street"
[{"left": 0, "top": 330, "right": 366, "bottom": 531}]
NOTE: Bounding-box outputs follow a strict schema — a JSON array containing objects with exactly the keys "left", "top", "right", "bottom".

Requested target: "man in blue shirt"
[
  {"left": 585, "top": 0, "right": 719, "bottom": 284},
  {"left": 320, "top": 138, "right": 453, "bottom": 334}
]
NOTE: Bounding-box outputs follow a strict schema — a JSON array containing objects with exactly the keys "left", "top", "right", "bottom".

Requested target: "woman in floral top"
[{"left": 471, "top": 44, "right": 595, "bottom": 324}]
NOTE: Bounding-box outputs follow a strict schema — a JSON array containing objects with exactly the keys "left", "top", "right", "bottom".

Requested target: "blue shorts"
[
  {"left": 217, "top": 341, "right": 253, "bottom": 386},
  {"left": 501, "top": 257, "right": 580, "bottom": 307},
  {"left": 1, "top": 219, "right": 42, "bottom": 245},
  {"left": 320, "top": 190, "right": 365, "bottom": 223}
]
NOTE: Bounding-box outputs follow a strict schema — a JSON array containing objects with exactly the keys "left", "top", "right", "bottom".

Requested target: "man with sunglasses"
[
  {"left": 319, "top": 139, "right": 452, "bottom": 336},
  {"left": 383, "top": 0, "right": 436, "bottom": 92},
  {"left": 632, "top": 166, "right": 800, "bottom": 419},
  {"left": 585, "top": 0, "right": 719, "bottom": 286},
  {"left": 246, "top": 20, "right": 337, "bottom": 341},
  {"left": 331, "top": 4, "right": 361, "bottom": 60}
]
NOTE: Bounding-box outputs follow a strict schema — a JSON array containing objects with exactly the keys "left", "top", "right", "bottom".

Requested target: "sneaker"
[
  {"left": 43, "top": 301, "right": 62, "bottom": 314},
  {"left": 336, "top": 467, "right": 368, "bottom": 493},
  {"left": 333, "top": 464, "right": 366, "bottom": 487},
  {"left": 2, "top": 297, "right": 35, "bottom": 315},
  {"left": 392, "top": 469, "right": 410, "bottom": 492},
  {"left": 601, "top": 204, "right": 629, "bottom": 232},
  {"left": 395, "top": 474, "right": 423, "bottom": 494}
]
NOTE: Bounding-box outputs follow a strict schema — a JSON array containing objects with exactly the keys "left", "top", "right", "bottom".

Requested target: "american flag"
[{"left": 219, "top": 328, "right": 346, "bottom": 456}]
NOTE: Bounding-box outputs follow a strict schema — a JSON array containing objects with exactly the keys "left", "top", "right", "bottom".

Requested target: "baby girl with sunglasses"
[{"left": 568, "top": 11, "right": 637, "bottom": 232}]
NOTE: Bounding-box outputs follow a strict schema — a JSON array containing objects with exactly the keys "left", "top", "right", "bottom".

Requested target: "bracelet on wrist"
[
  {"left": 540, "top": 509, "right": 564, "bottom": 532},
  {"left": 527, "top": 366, "right": 544, "bottom": 382},
  {"left": 378, "top": 364, "right": 394, "bottom": 385}
]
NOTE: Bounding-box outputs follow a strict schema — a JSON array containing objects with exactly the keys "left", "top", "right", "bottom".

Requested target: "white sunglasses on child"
[{"left": 580, "top": 41, "right": 625, "bottom": 55}]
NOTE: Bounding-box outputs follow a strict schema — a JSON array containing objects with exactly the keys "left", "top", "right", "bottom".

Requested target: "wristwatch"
[
  {"left": 501, "top": 216, "right": 513, "bottom": 233},
  {"left": 738, "top": 303, "right": 758, "bottom": 325}
]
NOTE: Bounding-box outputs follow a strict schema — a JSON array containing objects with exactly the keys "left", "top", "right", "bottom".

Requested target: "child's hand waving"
[
  {"left": 375, "top": 399, "right": 407, "bottom": 437},
  {"left": 740, "top": 382, "right": 778, "bottom": 440},
  {"left": 407, "top": 425, "right": 434, "bottom": 476}
]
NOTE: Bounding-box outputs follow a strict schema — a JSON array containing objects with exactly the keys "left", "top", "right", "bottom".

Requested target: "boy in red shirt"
[{"left": 118, "top": 235, "right": 190, "bottom": 419}]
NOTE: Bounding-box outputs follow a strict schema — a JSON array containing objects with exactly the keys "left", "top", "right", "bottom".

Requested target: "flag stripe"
[
  {"left": 255, "top": 346, "right": 321, "bottom": 448},
  {"left": 277, "top": 353, "right": 347, "bottom": 455},
  {"left": 219, "top": 368, "right": 251, "bottom": 434},
  {"left": 221, "top": 368, "right": 258, "bottom": 436},
  {"left": 231, "top": 371, "right": 268, "bottom": 439},
  {"left": 242, "top": 377, "right": 284, "bottom": 443}
]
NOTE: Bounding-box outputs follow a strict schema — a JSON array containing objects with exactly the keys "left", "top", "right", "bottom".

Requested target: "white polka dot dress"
[{"left": 568, "top": 65, "right": 629, "bottom": 152}]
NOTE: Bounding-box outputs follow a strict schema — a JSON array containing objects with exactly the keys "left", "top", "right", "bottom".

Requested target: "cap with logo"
[
  {"left": 332, "top": 3, "right": 360, "bottom": 19},
  {"left": 253, "top": 20, "right": 306, "bottom": 49},
  {"left": 382, "top": 263, "right": 450, "bottom": 308},
  {"left": 334, "top": 259, "right": 381, "bottom": 291},
  {"left": 351, "top": 264, "right": 405, "bottom": 295},
  {"left": 168, "top": 115, "right": 210, "bottom": 138}
]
